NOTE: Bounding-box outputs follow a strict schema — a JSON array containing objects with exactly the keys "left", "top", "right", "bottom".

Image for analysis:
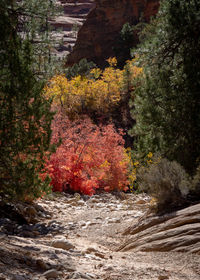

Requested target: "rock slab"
[{"left": 118, "top": 203, "right": 200, "bottom": 254}]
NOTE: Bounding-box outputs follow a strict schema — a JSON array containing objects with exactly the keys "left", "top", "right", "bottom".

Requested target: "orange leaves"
[
  {"left": 44, "top": 112, "right": 129, "bottom": 195},
  {"left": 42, "top": 58, "right": 144, "bottom": 195}
]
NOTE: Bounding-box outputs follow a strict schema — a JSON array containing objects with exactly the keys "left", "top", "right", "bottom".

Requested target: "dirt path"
[{"left": 0, "top": 193, "right": 200, "bottom": 280}]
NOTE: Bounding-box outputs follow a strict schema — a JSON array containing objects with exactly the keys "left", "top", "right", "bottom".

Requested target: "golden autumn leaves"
[
  {"left": 44, "top": 57, "right": 142, "bottom": 119},
  {"left": 42, "top": 57, "right": 145, "bottom": 194}
]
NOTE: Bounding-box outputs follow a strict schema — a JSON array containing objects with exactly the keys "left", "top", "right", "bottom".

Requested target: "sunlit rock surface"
[{"left": 51, "top": 0, "right": 95, "bottom": 59}]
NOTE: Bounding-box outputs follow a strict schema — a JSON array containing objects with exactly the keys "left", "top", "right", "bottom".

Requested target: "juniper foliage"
[
  {"left": 0, "top": 0, "right": 59, "bottom": 200},
  {"left": 130, "top": 0, "right": 200, "bottom": 174}
]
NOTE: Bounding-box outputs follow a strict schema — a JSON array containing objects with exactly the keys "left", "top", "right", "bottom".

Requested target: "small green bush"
[
  {"left": 190, "top": 164, "right": 200, "bottom": 201},
  {"left": 137, "top": 157, "right": 190, "bottom": 213},
  {"left": 65, "top": 59, "right": 96, "bottom": 80}
]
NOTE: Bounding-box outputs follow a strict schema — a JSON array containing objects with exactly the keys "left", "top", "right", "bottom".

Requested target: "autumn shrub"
[
  {"left": 44, "top": 110, "right": 129, "bottom": 195},
  {"left": 125, "top": 149, "right": 155, "bottom": 193},
  {"left": 44, "top": 58, "right": 121, "bottom": 119},
  {"left": 137, "top": 157, "right": 190, "bottom": 213},
  {"left": 44, "top": 58, "right": 142, "bottom": 121}
]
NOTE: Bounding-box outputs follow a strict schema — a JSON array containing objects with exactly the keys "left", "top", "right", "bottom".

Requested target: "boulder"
[{"left": 51, "top": 238, "right": 75, "bottom": 250}]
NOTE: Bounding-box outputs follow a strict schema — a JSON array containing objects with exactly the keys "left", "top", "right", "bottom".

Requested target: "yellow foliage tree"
[{"left": 44, "top": 57, "right": 142, "bottom": 119}]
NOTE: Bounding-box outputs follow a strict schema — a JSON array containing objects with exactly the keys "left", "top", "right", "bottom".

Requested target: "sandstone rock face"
[
  {"left": 51, "top": 0, "right": 95, "bottom": 58},
  {"left": 117, "top": 203, "right": 200, "bottom": 254},
  {"left": 66, "top": 0, "right": 159, "bottom": 67}
]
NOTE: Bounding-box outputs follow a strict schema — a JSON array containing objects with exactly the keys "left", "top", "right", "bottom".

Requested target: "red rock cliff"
[{"left": 66, "top": 0, "right": 159, "bottom": 67}]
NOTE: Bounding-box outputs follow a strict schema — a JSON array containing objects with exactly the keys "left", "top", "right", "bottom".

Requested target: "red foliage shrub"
[{"left": 44, "top": 109, "right": 129, "bottom": 195}]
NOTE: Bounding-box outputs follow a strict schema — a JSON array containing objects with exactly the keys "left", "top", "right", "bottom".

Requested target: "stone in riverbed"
[
  {"left": 51, "top": 238, "right": 75, "bottom": 250},
  {"left": 67, "top": 271, "right": 94, "bottom": 279},
  {"left": 135, "top": 199, "right": 147, "bottom": 205},
  {"left": 43, "top": 269, "right": 61, "bottom": 279},
  {"left": 11, "top": 275, "right": 26, "bottom": 280},
  {"left": 36, "top": 259, "right": 49, "bottom": 270}
]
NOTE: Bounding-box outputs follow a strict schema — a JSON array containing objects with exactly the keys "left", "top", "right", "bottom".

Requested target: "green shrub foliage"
[
  {"left": 65, "top": 59, "right": 96, "bottom": 80},
  {"left": 137, "top": 158, "right": 190, "bottom": 213},
  {"left": 190, "top": 165, "right": 200, "bottom": 200},
  {"left": 0, "top": 0, "right": 57, "bottom": 201},
  {"left": 130, "top": 0, "right": 200, "bottom": 174}
]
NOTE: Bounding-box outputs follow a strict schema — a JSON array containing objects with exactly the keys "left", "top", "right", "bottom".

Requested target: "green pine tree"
[
  {"left": 0, "top": 0, "right": 59, "bottom": 201},
  {"left": 130, "top": 0, "right": 200, "bottom": 174},
  {"left": 65, "top": 58, "right": 96, "bottom": 80},
  {"left": 113, "top": 23, "right": 135, "bottom": 69}
]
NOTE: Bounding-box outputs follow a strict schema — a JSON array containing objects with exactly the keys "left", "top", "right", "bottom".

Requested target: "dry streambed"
[{"left": 0, "top": 193, "right": 200, "bottom": 280}]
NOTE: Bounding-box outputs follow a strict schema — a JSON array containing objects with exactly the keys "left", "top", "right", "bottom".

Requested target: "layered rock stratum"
[
  {"left": 66, "top": 0, "right": 159, "bottom": 67},
  {"left": 51, "top": 0, "right": 95, "bottom": 59},
  {"left": 118, "top": 203, "right": 200, "bottom": 254}
]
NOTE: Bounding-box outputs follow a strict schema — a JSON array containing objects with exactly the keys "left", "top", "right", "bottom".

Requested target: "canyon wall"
[
  {"left": 66, "top": 0, "right": 159, "bottom": 67},
  {"left": 51, "top": 0, "right": 95, "bottom": 59}
]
